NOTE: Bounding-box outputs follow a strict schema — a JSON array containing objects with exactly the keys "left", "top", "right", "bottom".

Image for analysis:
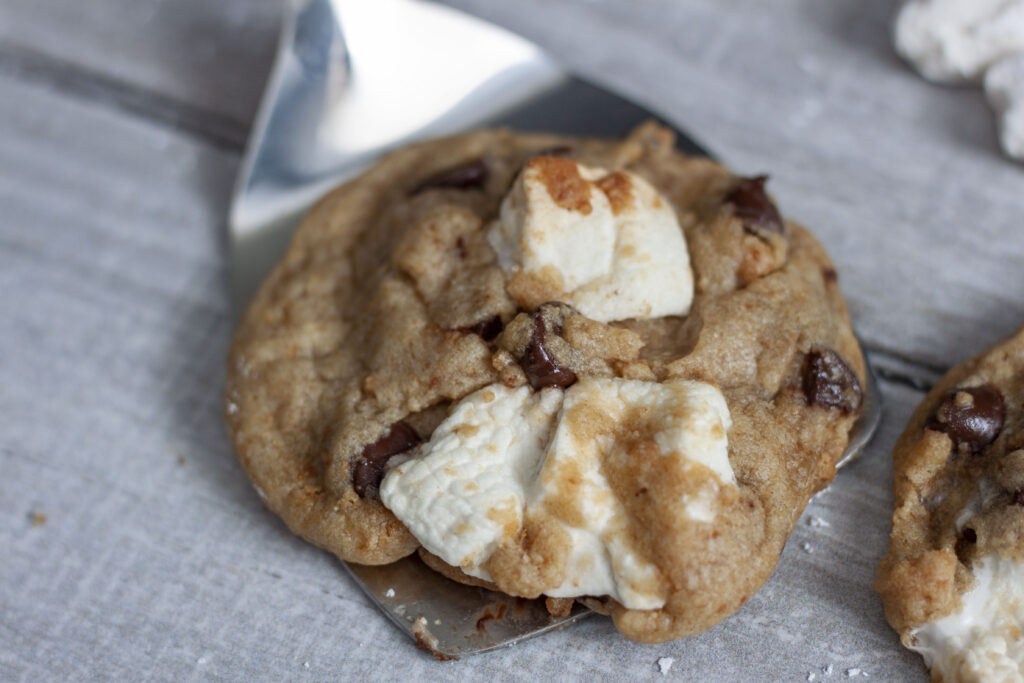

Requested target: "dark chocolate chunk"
[
  {"left": 725, "top": 175, "right": 784, "bottom": 235},
  {"left": 927, "top": 385, "right": 1005, "bottom": 455},
  {"left": 469, "top": 315, "right": 503, "bottom": 342},
  {"left": 802, "top": 348, "right": 863, "bottom": 413},
  {"left": 954, "top": 527, "right": 978, "bottom": 563},
  {"left": 411, "top": 158, "right": 489, "bottom": 195},
  {"left": 1013, "top": 488, "right": 1024, "bottom": 506},
  {"left": 352, "top": 421, "right": 421, "bottom": 498},
  {"left": 521, "top": 308, "right": 576, "bottom": 390}
]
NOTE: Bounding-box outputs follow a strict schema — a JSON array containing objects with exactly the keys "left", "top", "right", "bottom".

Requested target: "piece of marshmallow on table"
[
  {"left": 985, "top": 54, "right": 1024, "bottom": 160},
  {"left": 488, "top": 157, "right": 694, "bottom": 323},
  {"left": 894, "top": 0, "right": 1024, "bottom": 83},
  {"left": 894, "top": 0, "right": 1024, "bottom": 161}
]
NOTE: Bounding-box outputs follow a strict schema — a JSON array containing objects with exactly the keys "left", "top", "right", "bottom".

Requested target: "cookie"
[
  {"left": 225, "top": 123, "right": 865, "bottom": 642},
  {"left": 876, "top": 327, "right": 1024, "bottom": 680}
]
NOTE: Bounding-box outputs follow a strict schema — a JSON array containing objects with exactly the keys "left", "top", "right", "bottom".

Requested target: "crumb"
[
  {"left": 303, "top": 662, "right": 309, "bottom": 669},
  {"left": 808, "top": 516, "right": 830, "bottom": 528},
  {"left": 544, "top": 596, "right": 574, "bottom": 617},
  {"left": 412, "top": 616, "right": 457, "bottom": 661},
  {"left": 385, "top": 588, "right": 395, "bottom": 598},
  {"left": 808, "top": 674, "right": 816, "bottom": 682},
  {"left": 30, "top": 512, "right": 47, "bottom": 527},
  {"left": 801, "top": 542, "right": 813, "bottom": 553},
  {"left": 657, "top": 657, "right": 675, "bottom": 675},
  {"left": 825, "top": 664, "right": 834, "bottom": 675},
  {"left": 196, "top": 657, "right": 208, "bottom": 665},
  {"left": 434, "top": 619, "right": 441, "bottom": 625},
  {"left": 845, "top": 668, "right": 867, "bottom": 677}
]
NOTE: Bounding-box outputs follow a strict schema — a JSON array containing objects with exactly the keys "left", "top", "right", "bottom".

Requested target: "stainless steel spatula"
[{"left": 228, "top": 0, "right": 882, "bottom": 659}]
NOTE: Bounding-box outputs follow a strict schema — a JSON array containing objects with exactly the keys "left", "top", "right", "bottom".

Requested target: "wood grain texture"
[
  {"left": 1, "top": 0, "right": 1022, "bottom": 679},
  {"left": 0, "top": 0, "right": 280, "bottom": 136}
]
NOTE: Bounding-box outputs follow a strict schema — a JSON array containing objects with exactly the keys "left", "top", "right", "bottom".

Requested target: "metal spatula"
[{"left": 228, "top": 0, "right": 882, "bottom": 659}]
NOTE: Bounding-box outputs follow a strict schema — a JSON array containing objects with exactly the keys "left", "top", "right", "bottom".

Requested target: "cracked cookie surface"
[{"left": 225, "top": 123, "right": 864, "bottom": 642}]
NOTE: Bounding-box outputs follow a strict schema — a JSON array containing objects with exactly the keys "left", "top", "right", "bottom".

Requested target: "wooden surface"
[{"left": 1, "top": 0, "right": 1021, "bottom": 680}]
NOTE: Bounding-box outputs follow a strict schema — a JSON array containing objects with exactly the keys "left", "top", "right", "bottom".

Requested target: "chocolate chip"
[
  {"left": 351, "top": 421, "right": 420, "bottom": 498},
  {"left": 725, "top": 175, "right": 784, "bottom": 235},
  {"left": 410, "top": 159, "right": 488, "bottom": 195},
  {"left": 521, "top": 307, "right": 576, "bottom": 390},
  {"left": 822, "top": 268, "right": 838, "bottom": 284},
  {"left": 927, "top": 386, "right": 1005, "bottom": 455},
  {"left": 1013, "top": 489, "right": 1024, "bottom": 506},
  {"left": 954, "top": 527, "right": 978, "bottom": 562},
  {"left": 468, "top": 315, "right": 503, "bottom": 341},
  {"left": 802, "top": 349, "right": 863, "bottom": 413}
]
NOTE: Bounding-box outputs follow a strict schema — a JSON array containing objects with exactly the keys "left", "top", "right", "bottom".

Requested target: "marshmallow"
[
  {"left": 380, "top": 378, "right": 734, "bottom": 609},
  {"left": 488, "top": 157, "right": 693, "bottom": 322}
]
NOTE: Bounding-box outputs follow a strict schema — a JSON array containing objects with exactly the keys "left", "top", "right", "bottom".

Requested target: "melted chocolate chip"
[
  {"left": 955, "top": 527, "right": 978, "bottom": 563},
  {"left": 927, "top": 386, "right": 1005, "bottom": 455},
  {"left": 475, "top": 604, "right": 507, "bottom": 632},
  {"left": 802, "top": 349, "right": 863, "bottom": 413},
  {"left": 351, "top": 421, "right": 421, "bottom": 498},
  {"left": 1013, "top": 489, "right": 1024, "bottom": 506},
  {"left": 410, "top": 159, "right": 489, "bottom": 195},
  {"left": 469, "top": 315, "right": 503, "bottom": 341},
  {"left": 725, "top": 175, "right": 784, "bottom": 235},
  {"left": 521, "top": 308, "right": 576, "bottom": 390}
]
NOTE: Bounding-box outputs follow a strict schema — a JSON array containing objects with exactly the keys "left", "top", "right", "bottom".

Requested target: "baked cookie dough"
[
  {"left": 225, "top": 123, "right": 865, "bottom": 643},
  {"left": 877, "top": 327, "right": 1024, "bottom": 681}
]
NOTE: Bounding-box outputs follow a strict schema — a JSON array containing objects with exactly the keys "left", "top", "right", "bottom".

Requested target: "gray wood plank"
[
  {"left": 0, "top": 70, "right": 928, "bottom": 680},
  {"left": 0, "top": 0, "right": 280, "bottom": 131}
]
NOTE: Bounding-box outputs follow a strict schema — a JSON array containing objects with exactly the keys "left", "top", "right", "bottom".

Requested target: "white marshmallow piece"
[
  {"left": 894, "top": 0, "right": 1024, "bottom": 83},
  {"left": 488, "top": 158, "right": 693, "bottom": 323},
  {"left": 910, "top": 554, "right": 1024, "bottom": 682},
  {"left": 985, "top": 54, "right": 1024, "bottom": 160},
  {"left": 379, "top": 378, "right": 734, "bottom": 610},
  {"left": 379, "top": 384, "right": 563, "bottom": 574},
  {"left": 540, "top": 378, "right": 733, "bottom": 608}
]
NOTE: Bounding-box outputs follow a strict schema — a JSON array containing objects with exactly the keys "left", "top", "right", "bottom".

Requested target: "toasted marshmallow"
[
  {"left": 910, "top": 554, "right": 1024, "bottom": 681},
  {"left": 380, "top": 378, "right": 734, "bottom": 609},
  {"left": 488, "top": 157, "right": 693, "bottom": 322},
  {"left": 378, "top": 384, "right": 562, "bottom": 571},
  {"left": 539, "top": 378, "right": 733, "bottom": 607},
  {"left": 894, "top": 0, "right": 1024, "bottom": 83}
]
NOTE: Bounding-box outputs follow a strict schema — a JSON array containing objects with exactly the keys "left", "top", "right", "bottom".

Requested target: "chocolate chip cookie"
[
  {"left": 876, "top": 326, "right": 1024, "bottom": 680},
  {"left": 225, "top": 123, "right": 866, "bottom": 643}
]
